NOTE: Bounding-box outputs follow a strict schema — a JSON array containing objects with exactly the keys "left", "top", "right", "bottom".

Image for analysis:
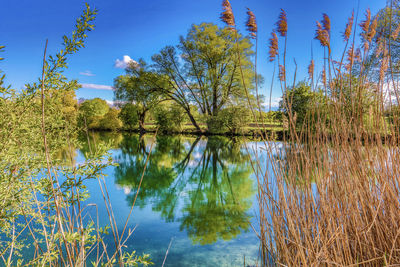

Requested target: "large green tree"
[
  {"left": 116, "top": 23, "right": 256, "bottom": 132},
  {"left": 152, "top": 23, "right": 255, "bottom": 131}
]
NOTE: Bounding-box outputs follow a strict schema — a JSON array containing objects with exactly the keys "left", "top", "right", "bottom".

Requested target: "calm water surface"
[{"left": 70, "top": 132, "right": 265, "bottom": 266}]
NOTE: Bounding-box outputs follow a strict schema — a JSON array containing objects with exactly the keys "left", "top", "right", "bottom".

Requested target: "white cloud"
[
  {"left": 261, "top": 97, "right": 281, "bottom": 109},
  {"left": 383, "top": 83, "right": 400, "bottom": 106},
  {"left": 79, "top": 70, "right": 95, "bottom": 76},
  {"left": 80, "top": 83, "right": 113, "bottom": 90},
  {"left": 114, "top": 55, "right": 138, "bottom": 69},
  {"left": 270, "top": 97, "right": 282, "bottom": 108},
  {"left": 105, "top": 100, "right": 128, "bottom": 107}
]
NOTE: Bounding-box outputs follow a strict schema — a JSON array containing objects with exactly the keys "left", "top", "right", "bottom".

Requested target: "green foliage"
[
  {"left": 153, "top": 104, "right": 186, "bottom": 133},
  {"left": 261, "top": 111, "right": 282, "bottom": 123},
  {"left": 77, "top": 98, "right": 126, "bottom": 131},
  {"left": 219, "top": 106, "right": 251, "bottom": 135},
  {"left": 0, "top": 3, "right": 100, "bottom": 264},
  {"left": 99, "top": 108, "right": 123, "bottom": 131},
  {"left": 206, "top": 115, "right": 225, "bottom": 134},
  {"left": 119, "top": 103, "right": 139, "bottom": 130},
  {"left": 386, "top": 105, "right": 400, "bottom": 124},
  {"left": 280, "top": 81, "right": 325, "bottom": 130},
  {"left": 79, "top": 97, "right": 110, "bottom": 128},
  {"left": 80, "top": 98, "right": 110, "bottom": 117},
  {"left": 121, "top": 251, "right": 153, "bottom": 266},
  {"left": 25, "top": 3, "right": 96, "bottom": 95},
  {"left": 114, "top": 60, "right": 165, "bottom": 132},
  {"left": 45, "top": 89, "right": 79, "bottom": 128}
]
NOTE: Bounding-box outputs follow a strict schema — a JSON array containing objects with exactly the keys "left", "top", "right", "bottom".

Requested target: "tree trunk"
[
  {"left": 138, "top": 111, "right": 146, "bottom": 134},
  {"left": 212, "top": 86, "right": 218, "bottom": 116},
  {"left": 184, "top": 107, "right": 202, "bottom": 133}
]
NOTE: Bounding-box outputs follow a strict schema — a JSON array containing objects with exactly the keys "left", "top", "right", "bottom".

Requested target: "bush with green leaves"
[
  {"left": 206, "top": 115, "right": 226, "bottom": 134},
  {"left": 78, "top": 97, "right": 110, "bottom": 128},
  {"left": 219, "top": 106, "right": 251, "bottom": 135},
  {"left": 99, "top": 108, "right": 123, "bottom": 131},
  {"left": 119, "top": 103, "right": 139, "bottom": 130},
  {"left": 279, "top": 81, "right": 326, "bottom": 130},
  {"left": 153, "top": 104, "right": 186, "bottom": 133}
]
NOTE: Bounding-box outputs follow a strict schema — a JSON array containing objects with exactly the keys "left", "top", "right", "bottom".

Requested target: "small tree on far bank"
[
  {"left": 114, "top": 60, "right": 165, "bottom": 133},
  {"left": 78, "top": 98, "right": 109, "bottom": 128}
]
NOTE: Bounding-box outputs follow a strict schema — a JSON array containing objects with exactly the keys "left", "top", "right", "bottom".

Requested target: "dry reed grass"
[{"left": 220, "top": 0, "right": 400, "bottom": 265}]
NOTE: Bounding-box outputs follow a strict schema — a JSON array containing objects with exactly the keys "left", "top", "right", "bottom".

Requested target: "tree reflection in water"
[{"left": 114, "top": 134, "right": 255, "bottom": 245}]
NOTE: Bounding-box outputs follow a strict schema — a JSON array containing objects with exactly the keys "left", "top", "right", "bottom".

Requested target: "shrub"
[
  {"left": 219, "top": 106, "right": 251, "bottom": 135},
  {"left": 153, "top": 104, "right": 186, "bottom": 133},
  {"left": 99, "top": 108, "right": 123, "bottom": 131},
  {"left": 119, "top": 103, "right": 139, "bottom": 130},
  {"left": 206, "top": 115, "right": 226, "bottom": 134}
]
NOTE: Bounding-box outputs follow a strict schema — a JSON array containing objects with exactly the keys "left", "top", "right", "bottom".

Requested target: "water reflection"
[{"left": 114, "top": 134, "right": 255, "bottom": 245}]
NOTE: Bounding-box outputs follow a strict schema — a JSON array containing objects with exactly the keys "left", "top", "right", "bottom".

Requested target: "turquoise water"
[{"left": 72, "top": 133, "right": 262, "bottom": 266}]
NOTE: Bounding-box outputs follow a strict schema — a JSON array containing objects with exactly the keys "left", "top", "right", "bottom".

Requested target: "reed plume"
[
  {"left": 380, "top": 45, "right": 389, "bottom": 81},
  {"left": 308, "top": 59, "right": 314, "bottom": 80},
  {"left": 322, "top": 13, "right": 331, "bottom": 33},
  {"left": 246, "top": 8, "right": 257, "bottom": 38},
  {"left": 322, "top": 67, "right": 326, "bottom": 86},
  {"left": 346, "top": 44, "right": 355, "bottom": 71},
  {"left": 315, "top": 21, "right": 330, "bottom": 49},
  {"left": 380, "top": 55, "right": 389, "bottom": 82},
  {"left": 367, "top": 15, "right": 378, "bottom": 42},
  {"left": 364, "top": 41, "right": 370, "bottom": 51},
  {"left": 221, "top": 0, "right": 235, "bottom": 28},
  {"left": 376, "top": 37, "right": 384, "bottom": 58},
  {"left": 355, "top": 47, "right": 361, "bottom": 62},
  {"left": 360, "top": 9, "right": 371, "bottom": 39},
  {"left": 268, "top": 31, "right": 279, "bottom": 62},
  {"left": 279, "top": 64, "right": 286, "bottom": 81},
  {"left": 344, "top": 11, "right": 354, "bottom": 41},
  {"left": 276, "top": 9, "right": 288, "bottom": 37}
]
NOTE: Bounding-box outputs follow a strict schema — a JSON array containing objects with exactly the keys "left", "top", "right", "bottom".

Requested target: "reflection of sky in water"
[{"left": 76, "top": 134, "right": 263, "bottom": 266}]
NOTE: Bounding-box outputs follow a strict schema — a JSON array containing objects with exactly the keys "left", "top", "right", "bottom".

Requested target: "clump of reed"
[{"left": 221, "top": 1, "right": 400, "bottom": 265}]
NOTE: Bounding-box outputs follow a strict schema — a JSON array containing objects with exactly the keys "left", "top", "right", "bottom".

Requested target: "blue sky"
[{"left": 1, "top": 0, "right": 385, "bottom": 107}]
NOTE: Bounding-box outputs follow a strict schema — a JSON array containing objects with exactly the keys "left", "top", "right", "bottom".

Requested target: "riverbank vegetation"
[
  {"left": 0, "top": 5, "right": 151, "bottom": 266},
  {"left": 77, "top": 97, "right": 282, "bottom": 136}
]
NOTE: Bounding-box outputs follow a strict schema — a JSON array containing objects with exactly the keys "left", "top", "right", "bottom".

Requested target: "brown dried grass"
[{"left": 241, "top": 3, "right": 400, "bottom": 266}]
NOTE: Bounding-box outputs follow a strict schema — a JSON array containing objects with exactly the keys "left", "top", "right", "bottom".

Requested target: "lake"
[{"left": 64, "top": 132, "right": 265, "bottom": 266}]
